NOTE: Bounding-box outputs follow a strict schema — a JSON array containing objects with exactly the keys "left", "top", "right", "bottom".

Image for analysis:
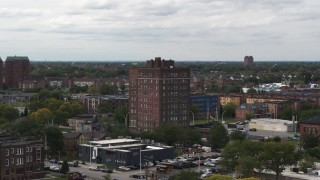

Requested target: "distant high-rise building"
[
  {"left": 244, "top": 56, "right": 254, "bottom": 65},
  {"left": 0, "top": 57, "right": 3, "bottom": 89},
  {"left": 129, "top": 57, "right": 190, "bottom": 133},
  {"left": 5, "top": 56, "right": 30, "bottom": 89}
]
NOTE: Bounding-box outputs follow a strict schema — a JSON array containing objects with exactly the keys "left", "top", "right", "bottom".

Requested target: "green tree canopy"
[
  {"left": 98, "top": 101, "right": 113, "bottom": 114},
  {"left": 208, "top": 123, "right": 229, "bottom": 149},
  {"left": 99, "top": 84, "right": 117, "bottom": 95},
  {"left": 260, "top": 141, "right": 301, "bottom": 179},
  {"left": 230, "top": 130, "right": 246, "bottom": 141},
  {"left": 169, "top": 170, "right": 201, "bottom": 180},
  {"left": 61, "top": 160, "right": 69, "bottom": 174},
  {"left": 44, "top": 126, "right": 65, "bottom": 154},
  {"left": 223, "top": 103, "right": 237, "bottom": 118}
]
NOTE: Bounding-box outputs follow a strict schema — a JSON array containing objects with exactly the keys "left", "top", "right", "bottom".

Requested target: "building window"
[
  {"left": 26, "top": 157, "right": 29, "bottom": 162},
  {"left": 6, "top": 159, "right": 9, "bottom": 166},
  {"left": 30, "top": 156, "right": 33, "bottom": 162},
  {"left": 16, "top": 148, "right": 23, "bottom": 155},
  {"left": 11, "top": 158, "right": 14, "bottom": 164},
  {"left": 26, "top": 147, "right": 29, "bottom": 152},
  {"left": 6, "top": 149, "right": 9, "bottom": 156},
  {"left": 11, "top": 148, "right": 14, "bottom": 154},
  {"left": 16, "top": 158, "right": 23, "bottom": 165}
]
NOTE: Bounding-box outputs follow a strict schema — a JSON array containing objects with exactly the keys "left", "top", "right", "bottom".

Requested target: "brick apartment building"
[
  {"left": 0, "top": 136, "right": 45, "bottom": 179},
  {"left": 5, "top": 56, "right": 30, "bottom": 89},
  {"left": 129, "top": 57, "right": 190, "bottom": 133}
]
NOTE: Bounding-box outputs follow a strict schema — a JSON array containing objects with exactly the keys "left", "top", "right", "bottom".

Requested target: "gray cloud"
[{"left": 0, "top": 0, "right": 319, "bottom": 61}]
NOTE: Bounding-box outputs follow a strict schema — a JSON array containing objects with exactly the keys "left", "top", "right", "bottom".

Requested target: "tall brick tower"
[
  {"left": 5, "top": 56, "right": 30, "bottom": 89},
  {"left": 129, "top": 57, "right": 190, "bottom": 133}
]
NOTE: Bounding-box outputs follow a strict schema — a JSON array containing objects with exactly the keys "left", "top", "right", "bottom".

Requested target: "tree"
[
  {"left": 245, "top": 113, "right": 254, "bottom": 121},
  {"left": 278, "top": 105, "right": 292, "bottom": 120},
  {"left": 113, "top": 106, "right": 128, "bottom": 125},
  {"left": 12, "top": 119, "right": 42, "bottom": 137},
  {"left": 205, "top": 174, "right": 233, "bottom": 180},
  {"left": 169, "top": 170, "right": 201, "bottom": 180},
  {"left": 220, "top": 140, "right": 263, "bottom": 176},
  {"left": 99, "top": 84, "right": 117, "bottom": 95},
  {"left": 44, "top": 126, "right": 65, "bottom": 154},
  {"left": 247, "top": 88, "right": 257, "bottom": 94},
  {"left": 230, "top": 130, "right": 246, "bottom": 141},
  {"left": 98, "top": 101, "right": 113, "bottom": 114},
  {"left": 301, "top": 134, "right": 318, "bottom": 149},
  {"left": 60, "top": 160, "right": 69, "bottom": 174},
  {"left": 260, "top": 141, "right": 301, "bottom": 179},
  {"left": 29, "top": 108, "right": 54, "bottom": 126},
  {"left": 223, "top": 103, "right": 237, "bottom": 118},
  {"left": 1, "top": 106, "right": 19, "bottom": 122},
  {"left": 154, "top": 124, "right": 184, "bottom": 146},
  {"left": 208, "top": 123, "right": 229, "bottom": 149}
]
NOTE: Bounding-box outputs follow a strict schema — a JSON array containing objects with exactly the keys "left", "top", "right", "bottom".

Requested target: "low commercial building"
[
  {"left": 248, "top": 118, "right": 294, "bottom": 132},
  {"left": 77, "top": 138, "right": 174, "bottom": 167}
]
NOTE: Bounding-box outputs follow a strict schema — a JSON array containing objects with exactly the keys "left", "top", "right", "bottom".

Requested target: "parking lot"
[{"left": 45, "top": 152, "right": 221, "bottom": 180}]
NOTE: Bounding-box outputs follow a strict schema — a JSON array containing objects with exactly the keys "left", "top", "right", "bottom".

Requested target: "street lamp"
[
  {"left": 190, "top": 111, "right": 195, "bottom": 124},
  {"left": 122, "top": 112, "right": 129, "bottom": 127},
  {"left": 139, "top": 147, "right": 142, "bottom": 176},
  {"left": 51, "top": 116, "right": 55, "bottom": 126},
  {"left": 222, "top": 111, "right": 225, "bottom": 123}
]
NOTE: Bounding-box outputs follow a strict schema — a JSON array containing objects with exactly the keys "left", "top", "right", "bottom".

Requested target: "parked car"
[
  {"left": 249, "top": 128, "right": 257, "bottom": 131},
  {"left": 129, "top": 174, "right": 145, "bottom": 179},
  {"left": 79, "top": 172, "right": 86, "bottom": 178},
  {"left": 100, "top": 167, "right": 113, "bottom": 173},
  {"left": 118, "top": 166, "right": 131, "bottom": 171},
  {"left": 49, "top": 166, "right": 60, "bottom": 172},
  {"left": 68, "top": 161, "right": 79, "bottom": 167},
  {"left": 89, "top": 166, "right": 100, "bottom": 171},
  {"left": 204, "top": 162, "right": 215, "bottom": 167},
  {"left": 126, "top": 165, "right": 138, "bottom": 170},
  {"left": 49, "top": 159, "right": 58, "bottom": 164}
]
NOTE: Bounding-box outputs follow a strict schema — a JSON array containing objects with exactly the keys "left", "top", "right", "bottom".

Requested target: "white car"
[
  {"left": 49, "top": 166, "right": 60, "bottom": 172},
  {"left": 118, "top": 166, "right": 130, "bottom": 171},
  {"left": 204, "top": 162, "right": 215, "bottom": 167},
  {"left": 201, "top": 172, "right": 213, "bottom": 179},
  {"left": 89, "top": 166, "right": 100, "bottom": 171}
]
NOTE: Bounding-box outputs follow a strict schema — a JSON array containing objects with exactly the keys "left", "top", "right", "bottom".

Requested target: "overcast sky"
[{"left": 0, "top": 0, "right": 319, "bottom": 61}]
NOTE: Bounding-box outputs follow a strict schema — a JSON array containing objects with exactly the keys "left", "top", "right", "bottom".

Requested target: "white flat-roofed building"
[
  {"left": 89, "top": 138, "right": 140, "bottom": 146},
  {"left": 249, "top": 118, "right": 294, "bottom": 132}
]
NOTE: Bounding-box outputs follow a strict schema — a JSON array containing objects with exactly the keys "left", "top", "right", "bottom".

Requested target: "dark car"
[
  {"left": 126, "top": 165, "right": 139, "bottom": 170},
  {"left": 101, "top": 168, "right": 113, "bottom": 173},
  {"left": 249, "top": 128, "right": 257, "bottom": 131},
  {"left": 173, "top": 162, "right": 183, "bottom": 169}
]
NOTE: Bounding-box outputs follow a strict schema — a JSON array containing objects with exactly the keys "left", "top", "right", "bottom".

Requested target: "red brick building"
[
  {"left": 129, "top": 57, "right": 190, "bottom": 133},
  {"left": 5, "top": 56, "right": 30, "bottom": 89},
  {"left": 0, "top": 136, "right": 45, "bottom": 179},
  {"left": 299, "top": 116, "right": 320, "bottom": 137},
  {"left": 235, "top": 102, "right": 269, "bottom": 120}
]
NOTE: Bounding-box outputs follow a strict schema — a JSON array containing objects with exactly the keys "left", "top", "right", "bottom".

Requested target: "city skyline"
[{"left": 0, "top": 0, "right": 320, "bottom": 61}]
